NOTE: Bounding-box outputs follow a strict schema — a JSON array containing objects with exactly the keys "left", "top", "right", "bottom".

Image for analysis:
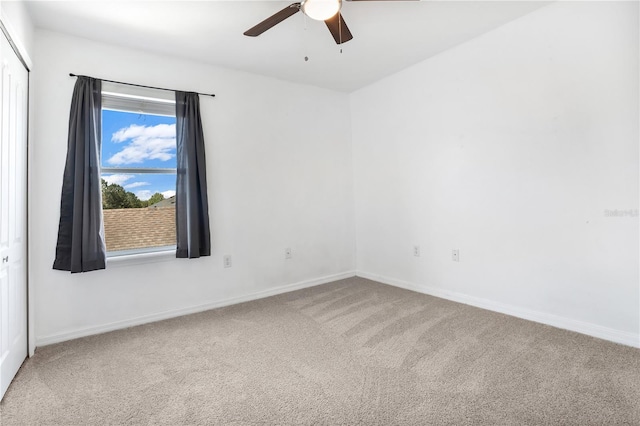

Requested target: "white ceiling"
[{"left": 25, "top": 1, "right": 549, "bottom": 92}]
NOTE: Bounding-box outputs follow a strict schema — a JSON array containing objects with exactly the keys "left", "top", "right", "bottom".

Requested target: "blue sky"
[{"left": 102, "top": 109, "right": 177, "bottom": 201}]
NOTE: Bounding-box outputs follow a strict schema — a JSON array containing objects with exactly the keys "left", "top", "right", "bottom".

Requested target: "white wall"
[
  {"left": 0, "top": 0, "right": 34, "bottom": 67},
  {"left": 30, "top": 30, "right": 355, "bottom": 345},
  {"left": 351, "top": 1, "right": 639, "bottom": 346}
]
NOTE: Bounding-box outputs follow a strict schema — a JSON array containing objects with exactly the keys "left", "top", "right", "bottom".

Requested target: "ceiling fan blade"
[
  {"left": 244, "top": 3, "right": 301, "bottom": 37},
  {"left": 324, "top": 13, "right": 353, "bottom": 45}
]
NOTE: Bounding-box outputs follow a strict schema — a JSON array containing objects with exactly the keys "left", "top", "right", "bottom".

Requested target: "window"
[{"left": 101, "top": 83, "right": 177, "bottom": 256}]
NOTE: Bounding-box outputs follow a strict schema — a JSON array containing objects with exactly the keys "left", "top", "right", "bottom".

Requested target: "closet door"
[{"left": 0, "top": 29, "right": 28, "bottom": 401}]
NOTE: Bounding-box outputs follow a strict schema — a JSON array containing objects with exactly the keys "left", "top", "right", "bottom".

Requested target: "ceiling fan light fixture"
[{"left": 301, "top": 0, "right": 341, "bottom": 21}]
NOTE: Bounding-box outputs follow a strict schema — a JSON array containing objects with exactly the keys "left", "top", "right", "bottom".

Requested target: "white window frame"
[{"left": 101, "top": 84, "right": 177, "bottom": 258}]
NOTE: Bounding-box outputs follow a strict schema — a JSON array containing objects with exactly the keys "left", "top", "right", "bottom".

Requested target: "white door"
[{"left": 0, "top": 30, "right": 28, "bottom": 401}]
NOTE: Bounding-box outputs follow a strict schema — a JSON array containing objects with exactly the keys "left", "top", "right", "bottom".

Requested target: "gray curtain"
[
  {"left": 53, "top": 77, "right": 106, "bottom": 273},
  {"left": 175, "top": 91, "right": 211, "bottom": 258}
]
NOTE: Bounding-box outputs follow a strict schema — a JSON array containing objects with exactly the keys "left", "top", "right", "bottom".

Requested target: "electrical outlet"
[
  {"left": 223, "top": 255, "right": 232, "bottom": 268},
  {"left": 413, "top": 245, "right": 420, "bottom": 257},
  {"left": 285, "top": 247, "right": 292, "bottom": 259},
  {"left": 452, "top": 249, "right": 459, "bottom": 262}
]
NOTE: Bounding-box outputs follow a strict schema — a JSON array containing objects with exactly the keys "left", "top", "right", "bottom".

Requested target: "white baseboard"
[
  {"left": 37, "top": 271, "right": 356, "bottom": 347},
  {"left": 356, "top": 271, "right": 640, "bottom": 349}
]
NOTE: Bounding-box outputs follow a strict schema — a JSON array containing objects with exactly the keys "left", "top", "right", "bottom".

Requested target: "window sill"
[{"left": 106, "top": 248, "right": 176, "bottom": 268}]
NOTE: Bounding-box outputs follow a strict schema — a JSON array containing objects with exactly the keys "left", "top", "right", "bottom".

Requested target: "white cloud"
[
  {"left": 136, "top": 189, "right": 175, "bottom": 201},
  {"left": 124, "top": 181, "right": 150, "bottom": 189},
  {"left": 108, "top": 123, "right": 176, "bottom": 165},
  {"left": 112, "top": 124, "right": 175, "bottom": 143},
  {"left": 102, "top": 174, "right": 134, "bottom": 185},
  {"left": 136, "top": 190, "right": 153, "bottom": 201}
]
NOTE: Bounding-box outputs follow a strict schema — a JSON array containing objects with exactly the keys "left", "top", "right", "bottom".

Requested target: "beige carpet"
[{"left": 1, "top": 277, "right": 639, "bottom": 425}]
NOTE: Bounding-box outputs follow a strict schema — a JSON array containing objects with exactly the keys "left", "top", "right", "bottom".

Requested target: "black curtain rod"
[{"left": 69, "top": 73, "right": 215, "bottom": 98}]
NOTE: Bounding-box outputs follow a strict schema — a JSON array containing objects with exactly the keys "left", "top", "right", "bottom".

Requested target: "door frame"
[{"left": 0, "top": 8, "right": 33, "bottom": 357}]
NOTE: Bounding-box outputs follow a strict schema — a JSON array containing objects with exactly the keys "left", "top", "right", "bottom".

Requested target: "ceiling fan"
[{"left": 244, "top": 0, "right": 413, "bottom": 45}]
